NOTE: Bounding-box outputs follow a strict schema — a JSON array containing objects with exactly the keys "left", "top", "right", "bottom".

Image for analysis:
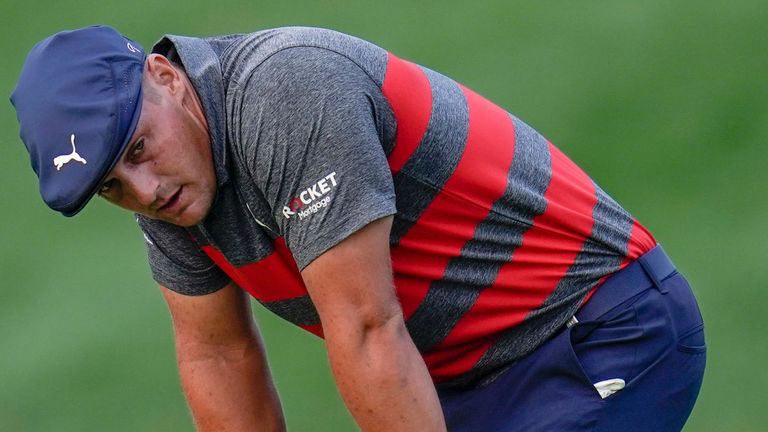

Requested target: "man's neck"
[{"left": 180, "top": 69, "right": 210, "bottom": 136}]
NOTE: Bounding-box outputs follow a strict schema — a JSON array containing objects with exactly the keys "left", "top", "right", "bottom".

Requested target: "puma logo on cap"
[{"left": 53, "top": 134, "right": 87, "bottom": 170}]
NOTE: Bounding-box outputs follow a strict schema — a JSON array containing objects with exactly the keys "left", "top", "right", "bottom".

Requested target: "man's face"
[{"left": 97, "top": 55, "right": 217, "bottom": 227}]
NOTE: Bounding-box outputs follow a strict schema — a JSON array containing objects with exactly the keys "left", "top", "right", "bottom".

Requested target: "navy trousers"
[{"left": 439, "top": 246, "right": 706, "bottom": 431}]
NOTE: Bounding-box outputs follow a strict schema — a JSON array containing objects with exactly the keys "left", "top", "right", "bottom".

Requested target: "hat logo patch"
[
  {"left": 53, "top": 134, "right": 87, "bottom": 171},
  {"left": 126, "top": 42, "right": 140, "bottom": 53}
]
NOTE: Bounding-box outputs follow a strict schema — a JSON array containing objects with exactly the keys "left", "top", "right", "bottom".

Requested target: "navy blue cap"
[{"left": 10, "top": 25, "right": 145, "bottom": 216}]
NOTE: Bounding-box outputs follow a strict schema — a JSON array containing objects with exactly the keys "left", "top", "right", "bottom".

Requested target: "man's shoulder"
[
  {"left": 218, "top": 27, "right": 388, "bottom": 88},
  {"left": 220, "top": 27, "right": 391, "bottom": 162}
]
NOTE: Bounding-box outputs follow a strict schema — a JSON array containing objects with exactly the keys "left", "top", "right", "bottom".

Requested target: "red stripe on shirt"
[
  {"left": 425, "top": 340, "right": 492, "bottom": 383},
  {"left": 583, "top": 219, "right": 657, "bottom": 310},
  {"left": 201, "top": 245, "right": 250, "bottom": 288},
  {"left": 381, "top": 53, "right": 433, "bottom": 174},
  {"left": 393, "top": 85, "right": 516, "bottom": 324},
  {"left": 427, "top": 143, "right": 598, "bottom": 364},
  {"left": 202, "top": 240, "right": 322, "bottom": 337},
  {"left": 202, "top": 238, "right": 308, "bottom": 302},
  {"left": 300, "top": 324, "right": 324, "bottom": 338},
  {"left": 238, "top": 237, "right": 308, "bottom": 302},
  {"left": 626, "top": 218, "right": 657, "bottom": 263}
]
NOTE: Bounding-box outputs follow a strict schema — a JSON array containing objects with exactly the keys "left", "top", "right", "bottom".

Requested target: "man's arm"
[
  {"left": 301, "top": 216, "right": 447, "bottom": 431},
  {"left": 161, "top": 281, "right": 285, "bottom": 432}
]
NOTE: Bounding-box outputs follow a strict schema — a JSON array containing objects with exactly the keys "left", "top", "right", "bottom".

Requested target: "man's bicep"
[
  {"left": 300, "top": 216, "right": 401, "bottom": 331},
  {"left": 161, "top": 281, "right": 257, "bottom": 347}
]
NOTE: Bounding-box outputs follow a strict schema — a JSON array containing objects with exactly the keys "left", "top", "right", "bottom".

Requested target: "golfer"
[{"left": 11, "top": 25, "right": 706, "bottom": 431}]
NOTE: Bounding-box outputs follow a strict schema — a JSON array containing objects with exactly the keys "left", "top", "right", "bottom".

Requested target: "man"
[{"left": 10, "top": 25, "right": 705, "bottom": 431}]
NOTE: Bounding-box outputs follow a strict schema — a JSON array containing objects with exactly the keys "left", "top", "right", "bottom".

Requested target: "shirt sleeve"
[
  {"left": 136, "top": 214, "right": 231, "bottom": 295},
  {"left": 234, "top": 46, "right": 397, "bottom": 270}
]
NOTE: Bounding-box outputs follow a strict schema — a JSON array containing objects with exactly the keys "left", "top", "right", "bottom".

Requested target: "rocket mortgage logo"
[{"left": 283, "top": 172, "right": 338, "bottom": 220}]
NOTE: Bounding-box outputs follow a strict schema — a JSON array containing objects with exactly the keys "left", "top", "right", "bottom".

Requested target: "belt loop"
[{"left": 637, "top": 249, "right": 669, "bottom": 294}]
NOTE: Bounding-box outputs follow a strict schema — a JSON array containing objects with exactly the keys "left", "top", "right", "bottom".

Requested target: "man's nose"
[{"left": 124, "top": 171, "right": 159, "bottom": 208}]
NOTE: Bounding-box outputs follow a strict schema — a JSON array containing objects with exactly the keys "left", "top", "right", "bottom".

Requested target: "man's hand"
[
  {"left": 162, "top": 281, "right": 286, "bottom": 432},
  {"left": 301, "top": 216, "right": 447, "bottom": 432}
]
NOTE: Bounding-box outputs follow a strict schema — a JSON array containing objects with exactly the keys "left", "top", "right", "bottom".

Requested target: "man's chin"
[
  {"left": 174, "top": 197, "right": 215, "bottom": 227},
  {"left": 144, "top": 205, "right": 208, "bottom": 227},
  {"left": 136, "top": 190, "right": 214, "bottom": 227},
  {"left": 165, "top": 208, "right": 207, "bottom": 227}
]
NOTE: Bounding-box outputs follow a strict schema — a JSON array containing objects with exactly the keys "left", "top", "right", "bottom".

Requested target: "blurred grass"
[{"left": 1, "top": 1, "right": 766, "bottom": 430}]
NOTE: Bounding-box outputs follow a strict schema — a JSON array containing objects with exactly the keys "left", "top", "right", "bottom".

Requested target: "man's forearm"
[
  {"left": 177, "top": 339, "right": 286, "bottom": 432},
  {"left": 325, "top": 315, "right": 447, "bottom": 432}
]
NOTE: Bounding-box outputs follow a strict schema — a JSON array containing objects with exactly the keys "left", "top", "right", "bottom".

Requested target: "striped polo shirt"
[{"left": 138, "top": 27, "right": 656, "bottom": 388}]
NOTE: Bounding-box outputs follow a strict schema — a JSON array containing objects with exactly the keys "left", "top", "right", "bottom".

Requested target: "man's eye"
[
  {"left": 129, "top": 139, "right": 145, "bottom": 161},
  {"left": 99, "top": 179, "right": 115, "bottom": 195}
]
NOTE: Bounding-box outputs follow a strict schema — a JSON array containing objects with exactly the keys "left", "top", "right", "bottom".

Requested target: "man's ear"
[{"left": 144, "top": 54, "right": 181, "bottom": 95}]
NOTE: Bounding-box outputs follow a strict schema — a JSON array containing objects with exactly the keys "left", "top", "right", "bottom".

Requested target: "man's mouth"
[{"left": 158, "top": 187, "right": 182, "bottom": 213}]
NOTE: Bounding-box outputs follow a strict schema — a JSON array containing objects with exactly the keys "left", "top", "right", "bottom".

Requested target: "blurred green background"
[{"left": 1, "top": 0, "right": 765, "bottom": 430}]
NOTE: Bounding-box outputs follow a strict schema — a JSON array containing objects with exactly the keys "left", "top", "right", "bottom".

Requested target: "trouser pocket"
[
  {"left": 570, "top": 288, "right": 652, "bottom": 396},
  {"left": 678, "top": 323, "right": 706, "bottom": 353},
  {"left": 575, "top": 272, "right": 707, "bottom": 432}
]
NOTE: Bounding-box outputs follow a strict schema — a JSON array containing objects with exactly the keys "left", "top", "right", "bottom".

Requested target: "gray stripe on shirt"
[
  {"left": 261, "top": 295, "right": 321, "bottom": 327},
  {"left": 453, "top": 182, "right": 636, "bottom": 388},
  {"left": 390, "top": 68, "right": 469, "bottom": 245},
  {"left": 405, "top": 114, "right": 552, "bottom": 353}
]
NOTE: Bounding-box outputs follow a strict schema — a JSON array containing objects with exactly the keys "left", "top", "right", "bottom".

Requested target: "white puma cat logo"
[{"left": 53, "top": 134, "right": 87, "bottom": 171}]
